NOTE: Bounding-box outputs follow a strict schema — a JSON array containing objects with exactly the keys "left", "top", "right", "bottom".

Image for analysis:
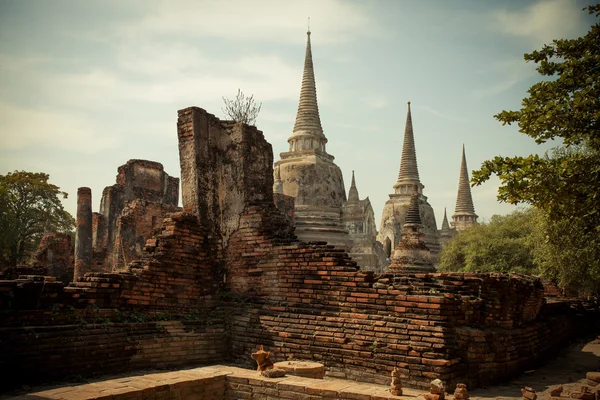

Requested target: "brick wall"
[
  {"left": 222, "top": 202, "right": 578, "bottom": 390},
  {"left": 177, "top": 107, "right": 273, "bottom": 247},
  {"left": 111, "top": 200, "right": 180, "bottom": 271},
  {"left": 32, "top": 232, "right": 74, "bottom": 284},
  {"left": 0, "top": 320, "right": 227, "bottom": 389}
]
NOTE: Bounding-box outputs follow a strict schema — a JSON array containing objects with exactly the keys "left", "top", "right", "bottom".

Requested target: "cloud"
[
  {"left": 0, "top": 102, "right": 119, "bottom": 153},
  {"left": 114, "top": 0, "right": 374, "bottom": 44},
  {"left": 492, "top": 0, "right": 586, "bottom": 45},
  {"left": 471, "top": 58, "right": 538, "bottom": 99},
  {"left": 332, "top": 122, "right": 380, "bottom": 132},
  {"left": 364, "top": 95, "right": 387, "bottom": 109},
  {"left": 28, "top": 52, "right": 301, "bottom": 110},
  {"left": 471, "top": 76, "right": 521, "bottom": 99},
  {"left": 260, "top": 110, "right": 295, "bottom": 124},
  {"left": 419, "top": 105, "right": 468, "bottom": 123},
  {"left": 0, "top": 54, "right": 52, "bottom": 72}
]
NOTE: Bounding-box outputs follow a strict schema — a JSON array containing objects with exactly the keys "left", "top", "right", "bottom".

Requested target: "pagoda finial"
[
  {"left": 348, "top": 170, "right": 359, "bottom": 202},
  {"left": 293, "top": 27, "right": 322, "bottom": 135},
  {"left": 441, "top": 207, "right": 450, "bottom": 230},
  {"left": 395, "top": 102, "right": 420, "bottom": 187},
  {"left": 307, "top": 17, "right": 310, "bottom": 34}
]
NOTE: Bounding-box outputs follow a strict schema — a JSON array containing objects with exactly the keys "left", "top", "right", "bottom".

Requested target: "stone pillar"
[{"left": 74, "top": 187, "right": 93, "bottom": 281}]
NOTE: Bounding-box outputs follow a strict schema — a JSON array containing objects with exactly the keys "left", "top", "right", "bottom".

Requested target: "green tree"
[
  {"left": 439, "top": 208, "right": 539, "bottom": 274},
  {"left": 0, "top": 171, "right": 75, "bottom": 266},
  {"left": 472, "top": 5, "right": 600, "bottom": 295}
]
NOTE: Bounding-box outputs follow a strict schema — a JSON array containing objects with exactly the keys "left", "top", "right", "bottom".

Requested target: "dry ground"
[
  {"left": 2, "top": 335, "right": 599, "bottom": 399},
  {"left": 470, "top": 334, "right": 600, "bottom": 400}
]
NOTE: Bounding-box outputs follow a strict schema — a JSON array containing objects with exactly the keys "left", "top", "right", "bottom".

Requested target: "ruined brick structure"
[
  {"left": 32, "top": 231, "right": 74, "bottom": 284},
  {"left": 73, "top": 159, "right": 180, "bottom": 280},
  {"left": 0, "top": 106, "right": 595, "bottom": 393}
]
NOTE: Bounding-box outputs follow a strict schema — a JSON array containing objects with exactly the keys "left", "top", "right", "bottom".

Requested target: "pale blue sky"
[{"left": 0, "top": 0, "right": 594, "bottom": 228}]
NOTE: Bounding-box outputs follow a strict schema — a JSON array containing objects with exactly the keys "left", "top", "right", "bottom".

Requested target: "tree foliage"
[
  {"left": 0, "top": 171, "right": 75, "bottom": 266},
  {"left": 222, "top": 89, "right": 262, "bottom": 126},
  {"left": 471, "top": 5, "right": 600, "bottom": 295},
  {"left": 439, "top": 208, "right": 540, "bottom": 274}
]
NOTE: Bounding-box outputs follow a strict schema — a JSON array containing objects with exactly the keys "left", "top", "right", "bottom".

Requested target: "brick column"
[{"left": 74, "top": 187, "right": 93, "bottom": 281}]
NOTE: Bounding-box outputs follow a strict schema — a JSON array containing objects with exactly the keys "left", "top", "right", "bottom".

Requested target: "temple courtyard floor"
[{"left": 3, "top": 335, "right": 599, "bottom": 400}]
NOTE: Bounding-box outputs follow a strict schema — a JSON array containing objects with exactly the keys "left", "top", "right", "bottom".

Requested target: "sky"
[{"left": 0, "top": 0, "right": 595, "bottom": 229}]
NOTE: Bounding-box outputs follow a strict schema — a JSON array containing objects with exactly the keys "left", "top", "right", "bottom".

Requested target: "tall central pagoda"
[{"left": 273, "top": 29, "right": 350, "bottom": 248}]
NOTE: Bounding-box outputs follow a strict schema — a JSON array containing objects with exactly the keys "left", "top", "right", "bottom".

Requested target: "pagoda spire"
[
  {"left": 404, "top": 185, "right": 422, "bottom": 227},
  {"left": 441, "top": 207, "right": 450, "bottom": 230},
  {"left": 288, "top": 28, "right": 327, "bottom": 153},
  {"left": 452, "top": 145, "right": 478, "bottom": 231},
  {"left": 455, "top": 145, "right": 476, "bottom": 214},
  {"left": 348, "top": 170, "right": 359, "bottom": 202},
  {"left": 394, "top": 102, "right": 420, "bottom": 191}
]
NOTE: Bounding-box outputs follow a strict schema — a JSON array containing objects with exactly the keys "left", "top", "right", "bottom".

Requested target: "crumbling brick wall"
[
  {"left": 31, "top": 232, "right": 74, "bottom": 284},
  {"left": 110, "top": 200, "right": 180, "bottom": 272},
  {"left": 0, "top": 320, "right": 227, "bottom": 388},
  {"left": 177, "top": 107, "right": 273, "bottom": 247},
  {"left": 222, "top": 200, "right": 555, "bottom": 389},
  {"left": 0, "top": 210, "right": 227, "bottom": 389},
  {"left": 78, "top": 160, "right": 182, "bottom": 276}
]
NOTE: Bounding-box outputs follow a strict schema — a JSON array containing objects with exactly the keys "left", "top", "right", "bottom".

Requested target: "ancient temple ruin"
[
  {"left": 377, "top": 102, "right": 440, "bottom": 260},
  {"left": 341, "top": 171, "right": 387, "bottom": 271},
  {"left": 0, "top": 105, "right": 595, "bottom": 394},
  {"left": 438, "top": 145, "right": 479, "bottom": 247},
  {"left": 273, "top": 30, "right": 387, "bottom": 273},
  {"left": 387, "top": 186, "right": 436, "bottom": 274},
  {"left": 452, "top": 145, "right": 479, "bottom": 231},
  {"left": 74, "top": 160, "right": 180, "bottom": 280},
  {"left": 377, "top": 114, "right": 481, "bottom": 262}
]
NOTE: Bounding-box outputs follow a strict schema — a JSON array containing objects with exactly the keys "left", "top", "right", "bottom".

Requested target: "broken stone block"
[
  {"left": 431, "top": 379, "right": 445, "bottom": 395},
  {"left": 588, "top": 372, "right": 600, "bottom": 384},
  {"left": 550, "top": 385, "right": 564, "bottom": 397},
  {"left": 454, "top": 383, "right": 469, "bottom": 400},
  {"left": 570, "top": 386, "right": 594, "bottom": 400},
  {"left": 261, "top": 368, "right": 286, "bottom": 378},
  {"left": 522, "top": 387, "right": 537, "bottom": 400},
  {"left": 425, "top": 379, "right": 445, "bottom": 400}
]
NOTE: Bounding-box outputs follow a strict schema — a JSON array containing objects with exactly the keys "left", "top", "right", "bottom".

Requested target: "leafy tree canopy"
[
  {"left": 439, "top": 208, "right": 540, "bottom": 274},
  {"left": 470, "top": 5, "right": 600, "bottom": 295},
  {"left": 0, "top": 171, "right": 74, "bottom": 266},
  {"left": 472, "top": 5, "right": 599, "bottom": 221}
]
